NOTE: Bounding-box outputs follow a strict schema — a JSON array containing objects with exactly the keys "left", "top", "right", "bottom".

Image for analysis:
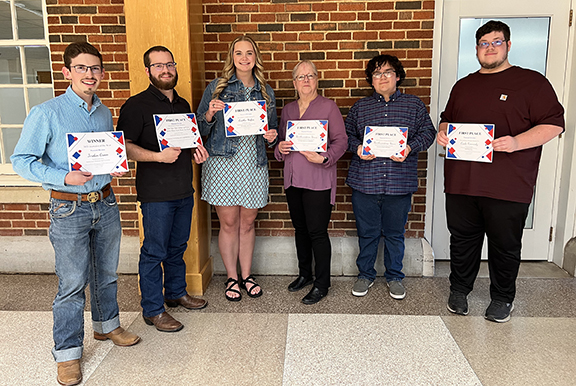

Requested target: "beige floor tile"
[
  {"left": 85, "top": 313, "right": 287, "bottom": 386},
  {"left": 443, "top": 316, "right": 576, "bottom": 386},
  {"left": 0, "top": 311, "right": 139, "bottom": 386},
  {"left": 282, "top": 314, "right": 481, "bottom": 386}
]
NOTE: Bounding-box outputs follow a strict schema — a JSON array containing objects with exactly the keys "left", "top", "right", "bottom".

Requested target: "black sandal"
[
  {"left": 224, "top": 278, "right": 242, "bottom": 302},
  {"left": 240, "top": 275, "right": 263, "bottom": 298}
]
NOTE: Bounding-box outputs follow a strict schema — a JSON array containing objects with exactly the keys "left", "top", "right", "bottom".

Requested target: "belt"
[{"left": 51, "top": 184, "right": 111, "bottom": 203}]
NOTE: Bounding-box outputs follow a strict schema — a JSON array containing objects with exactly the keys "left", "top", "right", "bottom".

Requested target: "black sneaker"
[
  {"left": 447, "top": 290, "right": 469, "bottom": 315},
  {"left": 484, "top": 300, "right": 514, "bottom": 323}
]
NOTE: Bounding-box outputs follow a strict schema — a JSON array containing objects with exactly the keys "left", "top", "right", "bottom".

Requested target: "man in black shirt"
[{"left": 117, "top": 46, "right": 209, "bottom": 332}]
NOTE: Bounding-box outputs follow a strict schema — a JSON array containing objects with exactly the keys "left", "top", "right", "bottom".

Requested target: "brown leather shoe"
[
  {"left": 165, "top": 294, "right": 208, "bottom": 310},
  {"left": 143, "top": 311, "right": 183, "bottom": 332},
  {"left": 94, "top": 327, "right": 141, "bottom": 346},
  {"left": 57, "top": 359, "right": 82, "bottom": 386}
]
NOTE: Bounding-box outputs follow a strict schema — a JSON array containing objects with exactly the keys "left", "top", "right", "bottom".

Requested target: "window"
[{"left": 0, "top": 0, "right": 53, "bottom": 180}]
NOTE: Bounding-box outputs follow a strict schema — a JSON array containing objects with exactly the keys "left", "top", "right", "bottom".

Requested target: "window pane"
[
  {"left": 0, "top": 46, "right": 23, "bottom": 84},
  {"left": 28, "top": 87, "right": 53, "bottom": 108},
  {"left": 2, "top": 127, "right": 22, "bottom": 164},
  {"left": 16, "top": 0, "right": 44, "bottom": 40},
  {"left": 0, "top": 88, "right": 26, "bottom": 124},
  {"left": 25, "top": 46, "right": 51, "bottom": 84},
  {"left": 458, "top": 17, "right": 550, "bottom": 79},
  {"left": 0, "top": 1, "right": 14, "bottom": 40}
]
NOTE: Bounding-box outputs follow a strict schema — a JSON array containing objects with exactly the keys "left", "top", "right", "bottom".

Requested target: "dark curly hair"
[
  {"left": 475, "top": 20, "right": 510, "bottom": 45},
  {"left": 365, "top": 54, "right": 406, "bottom": 88}
]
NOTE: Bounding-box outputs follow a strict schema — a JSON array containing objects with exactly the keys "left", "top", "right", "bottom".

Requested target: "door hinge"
[
  {"left": 570, "top": 9, "right": 573, "bottom": 27},
  {"left": 549, "top": 226, "right": 554, "bottom": 242}
]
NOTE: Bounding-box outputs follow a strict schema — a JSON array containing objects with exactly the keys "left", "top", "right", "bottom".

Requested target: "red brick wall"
[
  {"left": 0, "top": 0, "right": 435, "bottom": 240},
  {"left": 203, "top": 0, "right": 435, "bottom": 238},
  {"left": 0, "top": 0, "right": 139, "bottom": 237}
]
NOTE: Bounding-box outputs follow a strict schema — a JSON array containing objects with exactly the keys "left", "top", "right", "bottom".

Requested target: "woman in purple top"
[{"left": 274, "top": 61, "right": 348, "bottom": 304}]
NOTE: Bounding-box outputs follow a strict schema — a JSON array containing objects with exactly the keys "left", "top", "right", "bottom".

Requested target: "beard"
[
  {"left": 478, "top": 50, "right": 508, "bottom": 70},
  {"left": 149, "top": 71, "right": 178, "bottom": 90}
]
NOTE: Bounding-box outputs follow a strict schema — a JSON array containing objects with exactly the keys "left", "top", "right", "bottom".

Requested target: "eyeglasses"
[
  {"left": 372, "top": 70, "right": 396, "bottom": 79},
  {"left": 478, "top": 40, "right": 506, "bottom": 49},
  {"left": 70, "top": 65, "right": 102, "bottom": 74},
  {"left": 148, "top": 62, "right": 177, "bottom": 71},
  {"left": 294, "top": 74, "right": 317, "bottom": 82}
]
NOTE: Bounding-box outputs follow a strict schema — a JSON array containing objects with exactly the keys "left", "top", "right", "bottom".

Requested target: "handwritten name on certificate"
[
  {"left": 286, "top": 120, "right": 328, "bottom": 152},
  {"left": 67, "top": 131, "right": 129, "bottom": 175},
  {"left": 224, "top": 100, "right": 268, "bottom": 137},
  {"left": 362, "top": 126, "right": 408, "bottom": 158},
  {"left": 446, "top": 123, "right": 494, "bottom": 163},
  {"left": 154, "top": 113, "right": 202, "bottom": 150}
]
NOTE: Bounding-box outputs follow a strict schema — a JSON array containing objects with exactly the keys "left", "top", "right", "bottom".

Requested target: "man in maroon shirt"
[{"left": 437, "top": 20, "right": 564, "bottom": 323}]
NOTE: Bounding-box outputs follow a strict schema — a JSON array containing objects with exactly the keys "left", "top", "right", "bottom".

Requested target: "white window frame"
[{"left": 0, "top": 0, "right": 53, "bottom": 186}]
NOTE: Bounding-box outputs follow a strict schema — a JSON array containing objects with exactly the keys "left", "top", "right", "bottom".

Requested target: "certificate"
[
  {"left": 285, "top": 120, "right": 328, "bottom": 152},
  {"left": 362, "top": 126, "right": 408, "bottom": 158},
  {"left": 67, "top": 131, "right": 129, "bottom": 175},
  {"left": 446, "top": 123, "right": 494, "bottom": 163},
  {"left": 224, "top": 100, "right": 268, "bottom": 137},
  {"left": 154, "top": 113, "right": 202, "bottom": 150}
]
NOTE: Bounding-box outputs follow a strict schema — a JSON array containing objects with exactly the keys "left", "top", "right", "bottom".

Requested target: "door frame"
[{"left": 426, "top": 0, "right": 576, "bottom": 269}]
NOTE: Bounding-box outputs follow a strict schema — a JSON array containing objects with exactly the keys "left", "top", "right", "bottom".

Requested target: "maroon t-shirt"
[{"left": 440, "top": 66, "right": 565, "bottom": 203}]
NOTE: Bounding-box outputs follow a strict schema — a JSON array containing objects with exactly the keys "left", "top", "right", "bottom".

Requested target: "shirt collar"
[
  {"left": 64, "top": 85, "right": 101, "bottom": 112},
  {"left": 372, "top": 89, "right": 401, "bottom": 102},
  {"left": 146, "top": 83, "right": 182, "bottom": 103},
  {"left": 227, "top": 73, "right": 262, "bottom": 91}
]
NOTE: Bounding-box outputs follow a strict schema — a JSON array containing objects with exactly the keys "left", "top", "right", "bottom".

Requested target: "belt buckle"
[{"left": 87, "top": 192, "right": 99, "bottom": 203}]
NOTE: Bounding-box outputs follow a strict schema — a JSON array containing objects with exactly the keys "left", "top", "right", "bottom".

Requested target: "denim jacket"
[{"left": 198, "top": 75, "right": 278, "bottom": 168}]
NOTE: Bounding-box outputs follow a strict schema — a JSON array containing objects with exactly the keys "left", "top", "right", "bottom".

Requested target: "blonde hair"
[{"left": 211, "top": 35, "right": 271, "bottom": 104}]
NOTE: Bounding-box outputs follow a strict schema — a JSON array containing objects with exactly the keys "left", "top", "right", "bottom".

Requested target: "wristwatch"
[{"left": 322, "top": 156, "right": 329, "bottom": 164}]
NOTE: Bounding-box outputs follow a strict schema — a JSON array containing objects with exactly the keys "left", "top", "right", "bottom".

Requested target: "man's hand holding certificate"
[
  {"left": 154, "top": 113, "right": 202, "bottom": 150},
  {"left": 446, "top": 123, "right": 494, "bottom": 163},
  {"left": 67, "top": 131, "right": 129, "bottom": 175},
  {"left": 362, "top": 126, "right": 408, "bottom": 158},
  {"left": 224, "top": 100, "right": 268, "bottom": 137},
  {"left": 285, "top": 120, "right": 328, "bottom": 152}
]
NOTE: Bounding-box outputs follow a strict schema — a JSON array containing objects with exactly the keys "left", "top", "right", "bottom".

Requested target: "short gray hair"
[{"left": 292, "top": 60, "right": 318, "bottom": 79}]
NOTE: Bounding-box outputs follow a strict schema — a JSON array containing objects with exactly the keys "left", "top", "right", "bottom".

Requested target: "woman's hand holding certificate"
[
  {"left": 285, "top": 120, "right": 328, "bottom": 152},
  {"left": 224, "top": 100, "right": 269, "bottom": 137}
]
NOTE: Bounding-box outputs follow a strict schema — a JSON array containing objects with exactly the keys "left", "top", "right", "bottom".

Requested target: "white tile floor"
[{"left": 3, "top": 310, "right": 576, "bottom": 385}]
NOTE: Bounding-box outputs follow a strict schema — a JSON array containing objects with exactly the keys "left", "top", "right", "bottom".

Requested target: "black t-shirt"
[{"left": 117, "top": 85, "right": 194, "bottom": 202}]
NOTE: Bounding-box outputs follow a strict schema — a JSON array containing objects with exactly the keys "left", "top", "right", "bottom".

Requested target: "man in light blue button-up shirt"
[{"left": 11, "top": 42, "right": 140, "bottom": 386}]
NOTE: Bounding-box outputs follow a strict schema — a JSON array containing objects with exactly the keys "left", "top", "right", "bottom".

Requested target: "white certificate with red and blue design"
[
  {"left": 286, "top": 120, "right": 328, "bottom": 152},
  {"left": 154, "top": 113, "right": 202, "bottom": 150},
  {"left": 362, "top": 126, "right": 408, "bottom": 158},
  {"left": 224, "top": 100, "right": 268, "bottom": 137},
  {"left": 66, "top": 131, "right": 129, "bottom": 175},
  {"left": 446, "top": 123, "right": 494, "bottom": 163}
]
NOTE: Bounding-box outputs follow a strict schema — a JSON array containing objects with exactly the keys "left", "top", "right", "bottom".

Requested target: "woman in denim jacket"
[{"left": 198, "top": 35, "right": 278, "bottom": 302}]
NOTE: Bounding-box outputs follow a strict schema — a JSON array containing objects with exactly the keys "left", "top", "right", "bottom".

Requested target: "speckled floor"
[{"left": 1, "top": 263, "right": 575, "bottom": 385}]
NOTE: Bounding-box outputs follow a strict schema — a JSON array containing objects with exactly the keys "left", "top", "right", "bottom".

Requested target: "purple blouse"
[{"left": 274, "top": 95, "right": 348, "bottom": 204}]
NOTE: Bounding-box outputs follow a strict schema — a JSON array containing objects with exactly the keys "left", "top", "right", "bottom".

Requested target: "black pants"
[
  {"left": 286, "top": 187, "right": 333, "bottom": 291},
  {"left": 446, "top": 194, "right": 530, "bottom": 303}
]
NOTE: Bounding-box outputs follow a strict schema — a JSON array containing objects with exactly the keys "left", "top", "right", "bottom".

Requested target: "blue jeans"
[
  {"left": 351, "top": 189, "right": 412, "bottom": 282},
  {"left": 49, "top": 191, "right": 121, "bottom": 363},
  {"left": 139, "top": 195, "right": 193, "bottom": 317}
]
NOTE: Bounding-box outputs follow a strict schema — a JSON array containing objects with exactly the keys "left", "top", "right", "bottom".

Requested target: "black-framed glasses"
[
  {"left": 71, "top": 65, "right": 102, "bottom": 74},
  {"left": 148, "top": 62, "right": 177, "bottom": 71},
  {"left": 294, "top": 74, "right": 317, "bottom": 82},
  {"left": 372, "top": 70, "right": 396, "bottom": 79},
  {"left": 478, "top": 40, "right": 506, "bottom": 49}
]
